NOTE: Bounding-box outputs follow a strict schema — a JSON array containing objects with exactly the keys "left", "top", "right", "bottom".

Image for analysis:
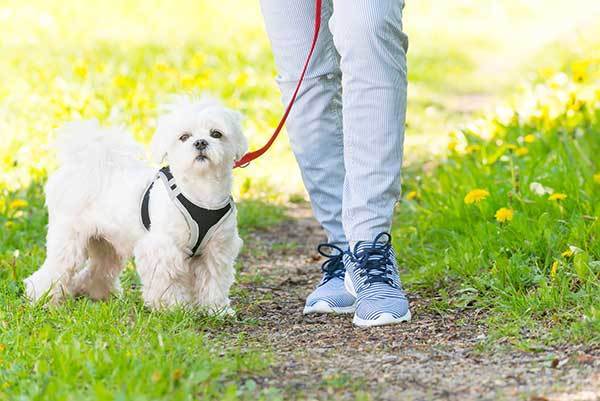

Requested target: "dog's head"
[{"left": 151, "top": 96, "right": 247, "bottom": 177}]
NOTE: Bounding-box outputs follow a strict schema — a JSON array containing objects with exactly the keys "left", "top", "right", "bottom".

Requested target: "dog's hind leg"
[
  {"left": 69, "top": 237, "right": 124, "bottom": 301},
  {"left": 24, "top": 221, "right": 88, "bottom": 303}
]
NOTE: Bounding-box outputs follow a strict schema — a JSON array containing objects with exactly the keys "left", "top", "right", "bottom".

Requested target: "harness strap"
[
  {"left": 141, "top": 182, "right": 153, "bottom": 231},
  {"left": 140, "top": 166, "right": 233, "bottom": 256},
  {"left": 233, "top": 0, "right": 322, "bottom": 168}
]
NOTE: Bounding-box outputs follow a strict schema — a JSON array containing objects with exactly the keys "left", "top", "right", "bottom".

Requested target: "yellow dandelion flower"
[
  {"left": 561, "top": 248, "right": 574, "bottom": 258},
  {"left": 0, "top": 344, "right": 5, "bottom": 352},
  {"left": 9, "top": 199, "right": 27, "bottom": 209},
  {"left": 506, "top": 144, "right": 518, "bottom": 151},
  {"left": 572, "top": 60, "right": 589, "bottom": 83},
  {"left": 515, "top": 147, "right": 529, "bottom": 156},
  {"left": 113, "top": 75, "right": 134, "bottom": 88},
  {"left": 406, "top": 191, "right": 418, "bottom": 200},
  {"left": 73, "top": 59, "right": 88, "bottom": 79},
  {"left": 181, "top": 74, "right": 196, "bottom": 88},
  {"left": 548, "top": 193, "right": 567, "bottom": 201},
  {"left": 447, "top": 139, "right": 458, "bottom": 152},
  {"left": 234, "top": 72, "right": 249, "bottom": 87},
  {"left": 549, "top": 72, "right": 568, "bottom": 89},
  {"left": 155, "top": 62, "right": 171, "bottom": 73},
  {"left": 465, "top": 144, "right": 481, "bottom": 154},
  {"left": 523, "top": 134, "right": 536, "bottom": 143},
  {"left": 190, "top": 53, "right": 205, "bottom": 69},
  {"left": 495, "top": 207, "right": 514, "bottom": 223},
  {"left": 567, "top": 93, "right": 584, "bottom": 111},
  {"left": 464, "top": 189, "right": 490, "bottom": 204},
  {"left": 550, "top": 260, "right": 559, "bottom": 279},
  {"left": 593, "top": 173, "right": 600, "bottom": 184},
  {"left": 172, "top": 369, "right": 183, "bottom": 381},
  {"left": 537, "top": 67, "right": 555, "bottom": 80},
  {"left": 562, "top": 245, "right": 582, "bottom": 257},
  {"left": 151, "top": 371, "right": 162, "bottom": 382}
]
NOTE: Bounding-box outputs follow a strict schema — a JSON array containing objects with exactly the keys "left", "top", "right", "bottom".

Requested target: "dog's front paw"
[
  {"left": 23, "top": 270, "right": 66, "bottom": 304},
  {"left": 205, "top": 304, "right": 236, "bottom": 318},
  {"left": 23, "top": 277, "right": 39, "bottom": 302},
  {"left": 142, "top": 287, "right": 192, "bottom": 310}
]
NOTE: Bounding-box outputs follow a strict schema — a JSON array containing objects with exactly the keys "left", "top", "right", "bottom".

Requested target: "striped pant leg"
[
  {"left": 260, "top": 0, "right": 347, "bottom": 247},
  {"left": 330, "top": 0, "right": 409, "bottom": 243}
]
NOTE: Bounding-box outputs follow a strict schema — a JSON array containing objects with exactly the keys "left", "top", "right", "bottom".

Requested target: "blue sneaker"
[
  {"left": 303, "top": 243, "right": 356, "bottom": 314},
  {"left": 343, "top": 232, "right": 411, "bottom": 327}
]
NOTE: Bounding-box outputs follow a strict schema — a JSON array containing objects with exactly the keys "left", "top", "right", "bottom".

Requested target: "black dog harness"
[{"left": 140, "top": 166, "right": 234, "bottom": 256}]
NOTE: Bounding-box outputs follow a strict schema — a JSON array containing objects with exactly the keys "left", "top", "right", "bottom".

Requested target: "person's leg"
[
  {"left": 330, "top": 0, "right": 411, "bottom": 326},
  {"left": 330, "top": 0, "right": 408, "bottom": 243},
  {"left": 260, "top": 0, "right": 355, "bottom": 314}
]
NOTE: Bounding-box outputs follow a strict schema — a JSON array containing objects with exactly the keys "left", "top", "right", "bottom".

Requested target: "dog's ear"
[{"left": 226, "top": 110, "right": 248, "bottom": 162}]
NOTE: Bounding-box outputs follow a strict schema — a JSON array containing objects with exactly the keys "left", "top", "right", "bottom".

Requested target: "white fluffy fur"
[{"left": 24, "top": 97, "right": 247, "bottom": 314}]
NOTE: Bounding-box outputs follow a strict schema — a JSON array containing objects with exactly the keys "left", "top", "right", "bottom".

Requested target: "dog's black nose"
[{"left": 194, "top": 139, "right": 208, "bottom": 150}]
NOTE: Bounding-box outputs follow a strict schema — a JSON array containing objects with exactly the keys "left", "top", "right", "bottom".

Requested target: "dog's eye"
[
  {"left": 179, "top": 132, "right": 192, "bottom": 142},
  {"left": 210, "top": 129, "right": 223, "bottom": 139}
]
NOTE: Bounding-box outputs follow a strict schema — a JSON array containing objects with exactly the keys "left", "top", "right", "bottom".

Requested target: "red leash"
[{"left": 234, "top": 0, "right": 322, "bottom": 168}]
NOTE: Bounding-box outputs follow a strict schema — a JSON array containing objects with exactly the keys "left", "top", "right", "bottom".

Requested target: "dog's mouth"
[{"left": 195, "top": 152, "right": 209, "bottom": 162}]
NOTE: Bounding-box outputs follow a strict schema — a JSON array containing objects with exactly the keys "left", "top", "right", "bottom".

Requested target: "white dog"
[{"left": 24, "top": 97, "right": 247, "bottom": 314}]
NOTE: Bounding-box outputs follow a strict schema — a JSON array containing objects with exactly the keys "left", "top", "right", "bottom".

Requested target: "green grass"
[{"left": 1, "top": 296, "right": 270, "bottom": 401}]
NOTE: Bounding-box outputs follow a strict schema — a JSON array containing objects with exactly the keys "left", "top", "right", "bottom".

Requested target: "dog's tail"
[{"left": 55, "top": 120, "right": 144, "bottom": 168}]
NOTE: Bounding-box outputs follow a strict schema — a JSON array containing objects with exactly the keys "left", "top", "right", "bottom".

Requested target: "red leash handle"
[{"left": 234, "top": 0, "right": 322, "bottom": 168}]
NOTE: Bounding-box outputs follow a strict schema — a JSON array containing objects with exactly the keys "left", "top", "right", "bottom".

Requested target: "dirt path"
[{"left": 234, "top": 204, "right": 599, "bottom": 401}]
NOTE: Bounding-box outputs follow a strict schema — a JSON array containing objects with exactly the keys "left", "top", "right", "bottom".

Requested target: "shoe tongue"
[{"left": 354, "top": 241, "right": 387, "bottom": 259}]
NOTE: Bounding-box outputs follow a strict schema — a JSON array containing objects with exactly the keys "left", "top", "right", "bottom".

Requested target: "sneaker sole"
[
  {"left": 344, "top": 269, "right": 412, "bottom": 327},
  {"left": 353, "top": 310, "right": 412, "bottom": 327},
  {"left": 303, "top": 301, "right": 356, "bottom": 315}
]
